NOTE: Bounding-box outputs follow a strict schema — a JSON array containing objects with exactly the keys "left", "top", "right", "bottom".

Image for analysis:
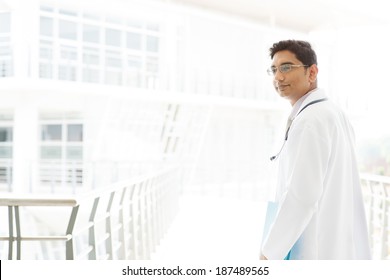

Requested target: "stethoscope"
[{"left": 270, "top": 98, "right": 328, "bottom": 161}]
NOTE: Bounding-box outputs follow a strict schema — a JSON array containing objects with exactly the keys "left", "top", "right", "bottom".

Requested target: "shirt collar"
[{"left": 289, "top": 88, "right": 320, "bottom": 120}]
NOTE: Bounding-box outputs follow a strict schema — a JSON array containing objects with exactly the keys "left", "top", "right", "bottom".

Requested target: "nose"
[{"left": 274, "top": 69, "right": 284, "bottom": 81}]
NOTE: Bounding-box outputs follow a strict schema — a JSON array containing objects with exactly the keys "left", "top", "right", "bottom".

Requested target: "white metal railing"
[
  {"left": 0, "top": 167, "right": 179, "bottom": 260},
  {"left": 360, "top": 173, "right": 390, "bottom": 260}
]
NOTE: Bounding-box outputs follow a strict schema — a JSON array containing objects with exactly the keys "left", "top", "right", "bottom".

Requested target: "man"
[{"left": 260, "top": 40, "right": 371, "bottom": 260}]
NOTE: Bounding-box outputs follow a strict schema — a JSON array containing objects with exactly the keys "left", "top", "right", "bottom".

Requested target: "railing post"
[
  {"left": 7, "top": 206, "right": 13, "bottom": 260},
  {"left": 65, "top": 205, "right": 79, "bottom": 260},
  {"left": 105, "top": 192, "right": 115, "bottom": 260},
  {"left": 88, "top": 198, "right": 100, "bottom": 260},
  {"left": 118, "top": 188, "right": 127, "bottom": 259},
  {"left": 382, "top": 184, "right": 389, "bottom": 259},
  {"left": 129, "top": 183, "right": 137, "bottom": 259},
  {"left": 138, "top": 181, "right": 146, "bottom": 259},
  {"left": 14, "top": 206, "right": 21, "bottom": 260}
]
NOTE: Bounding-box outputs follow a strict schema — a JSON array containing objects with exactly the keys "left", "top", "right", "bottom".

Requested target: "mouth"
[{"left": 276, "top": 84, "right": 289, "bottom": 91}]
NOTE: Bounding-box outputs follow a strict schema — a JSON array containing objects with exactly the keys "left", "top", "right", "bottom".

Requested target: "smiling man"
[{"left": 260, "top": 40, "right": 371, "bottom": 260}]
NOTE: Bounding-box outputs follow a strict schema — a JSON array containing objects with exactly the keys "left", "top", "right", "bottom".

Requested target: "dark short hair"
[{"left": 269, "top": 40, "right": 317, "bottom": 66}]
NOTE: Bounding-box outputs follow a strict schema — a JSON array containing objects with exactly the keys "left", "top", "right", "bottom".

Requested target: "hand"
[{"left": 260, "top": 254, "right": 268, "bottom": 260}]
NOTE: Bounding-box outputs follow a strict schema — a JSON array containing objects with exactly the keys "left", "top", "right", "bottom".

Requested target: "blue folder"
[{"left": 261, "top": 201, "right": 291, "bottom": 260}]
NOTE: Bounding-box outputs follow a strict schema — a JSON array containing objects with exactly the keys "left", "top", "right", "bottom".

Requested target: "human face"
[{"left": 271, "top": 50, "right": 318, "bottom": 105}]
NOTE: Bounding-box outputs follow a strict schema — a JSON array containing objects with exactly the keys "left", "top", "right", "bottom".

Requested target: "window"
[
  {"left": 39, "top": 40, "right": 53, "bottom": 78},
  {"left": 0, "top": 13, "right": 12, "bottom": 78},
  {"left": 59, "top": 20, "right": 77, "bottom": 40},
  {"left": 82, "top": 68, "right": 99, "bottom": 83},
  {"left": 41, "top": 124, "right": 62, "bottom": 141},
  {"left": 126, "top": 32, "right": 141, "bottom": 50},
  {"left": 39, "top": 63, "right": 53, "bottom": 79},
  {"left": 105, "top": 28, "right": 121, "bottom": 47},
  {"left": 40, "top": 46, "right": 53, "bottom": 60},
  {"left": 67, "top": 124, "right": 83, "bottom": 142},
  {"left": 41, "top": 146, "right": 62, "bottom": 159},
  {"left": 59, "top": 9, "right": 77, "bottom": 17},
  {"left": 0, "top": 127, "right": 12, "bottom": 158},
  {"left": 146, "top": 35, "right": 159, "bottom": 52},
  {"left": 83, "top": 48, "right": 99, "bottom": 65},
  {"left": 59, "top": 45, "right": 78, "bottom": 81},
  {"left": 105, "top": 51, "right": 122, "bottom": 85},
  {"left": 0, "top": 13, "right": 10, "bottom": 33},
  {"left": 0, "top": 60, "right": 12, "bottom": 77},
  {"left": 37, "top": 7, "right": 162, "bottom": 88},
  {"left": 126, "top": 55, "right": 142, "bottom": 87},
  {"left": 83, "top": 24, "right": 100, "bottom": 43},
  {"left": 83, "top": 47, "right": 100, "bottom": 83},
  {"left": 40, "top": 17, "right": 53, "bottom": 37},
  {"left": 0, "top": 127, "right": 12, "bottom": 142},
  {"left": 60, "top": 46, "right": 77, "bottom": 61},
  {"left": 39, "top": 115, "right": 84, "bottom": 188},
  {"left": 0, "top": 121, "right": 13, "bottom": 186}
]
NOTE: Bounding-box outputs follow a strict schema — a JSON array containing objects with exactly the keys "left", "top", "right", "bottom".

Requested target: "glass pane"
[
  {"left": 59, "top": 20, "right": 77, "bottom": 40},
  {"left": 41, "top": 146, "right": 61, "bottom": 159},
  {"left": 83, "top": 24, "right": 100, "bottom": 43},
  {"left": 67, "top": 124, "right": 83, "bottom": 142},
  {"left": 105, "top": 71, "right": 122, "bottom": 85},
  {"left": 41, "top": 124, "right": 62, "bottom": 141},
  {"left": 126, "top": 32, "right": 141, "bottom": 49},
  {"left": 0, "top": 127, "right": 12, "bottom": 142},
  {"left": 39, "top": 63, "right": 53, "bottom": 78},
  {"left": 40, "top": 47, "right": 52, "bottom": 59},
  {"left": 40, "top": 17, "right": 53, "bottom": 36},
  {"left": 0, "top": 147, "right": 12, "bottom": 158},
  {"left": 59, "top": 9, "right": 77, "bottom": 17},
  {"left": 83, "top": 48, "right": 99, "bottom": 65},
  {"left": 146, "top": 57, "right": 158, "bottom": 73},
  {"left": 0, "top": 13, "right": 11, "bottom": 33},
  {"left": 126, "top": 19, "right": 143, "bottom": 28},
  {"left": 146, "top": 36, "right": 159, "bottom": 52},
  {"left": 0, "top": 112, "right": 13, "bottom": 121},
  {"left": 105, "top": 28, "right": 121, "bottom": 47},
  {"left": 83, "top": 68, "right": 99, "bottom": 83},
  {"left": 106, "top": 55, "right": 122, "bottom": 68},
  {"left": 146, "top": 23, "right": 159, "bottom": 32},
  {"left": 40, "top": 6, "right": 54, "bottom": 12},
  {"left": 66, "top": 146, "right": 82, "bottom": 160},
  {"left": 58, "top": 65, "right": 77, "bottom": 81},
  {"left": 128, "top": 55, "right": 142, "bottom": 69},
  {"left": 60, "top": 46, "right": 77, "bottom": 60},
  {"left": 0, "top": 60, "right": 12, "bottom": 77},
  {"left": 83, "top": 13, "right": 100, "bottom": 21}
]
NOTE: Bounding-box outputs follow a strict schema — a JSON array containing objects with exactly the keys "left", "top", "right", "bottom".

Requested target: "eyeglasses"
[{"left": 267, "top": 64, "right": 308, "bottom": 76}]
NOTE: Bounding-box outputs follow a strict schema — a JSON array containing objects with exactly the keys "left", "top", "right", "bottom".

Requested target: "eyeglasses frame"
[{"left": 267, "top": 64, "right": 309, "bottom": 76}]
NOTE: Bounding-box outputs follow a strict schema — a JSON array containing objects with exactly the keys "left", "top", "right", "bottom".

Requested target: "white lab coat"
[{"left": 262, "top": 89, "right": 371, "bottom": 260}]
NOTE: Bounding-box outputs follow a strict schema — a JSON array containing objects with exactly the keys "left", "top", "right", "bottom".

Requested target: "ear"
[{"left": 308, "top": 64, "right": 318, "bottom": 83}]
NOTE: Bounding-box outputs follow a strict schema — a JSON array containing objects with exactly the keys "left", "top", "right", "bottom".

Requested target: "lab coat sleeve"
[{"left": 262, "top": 122, "right": 331, "bottom": 260}]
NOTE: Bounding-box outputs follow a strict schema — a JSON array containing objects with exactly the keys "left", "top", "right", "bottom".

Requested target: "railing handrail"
[
  {"left": 0, "top": 194, "right": 78, "bottom": 207},
  {"left": 361, "top": 173, "right": 390, "bottom": 185},
  {"left": 0, "top": 167, "right": 180, "bottom": 260}
]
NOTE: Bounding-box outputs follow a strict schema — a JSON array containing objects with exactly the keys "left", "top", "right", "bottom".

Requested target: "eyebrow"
[{"left": 271, "top": 61, "right": 295, "bottom": 67}]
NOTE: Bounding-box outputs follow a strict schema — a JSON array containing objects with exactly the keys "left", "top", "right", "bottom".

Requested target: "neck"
[{"left": 290, "top": 87, "right": 318, "bottom": 106}]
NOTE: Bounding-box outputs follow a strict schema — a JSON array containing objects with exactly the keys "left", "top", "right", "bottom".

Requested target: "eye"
[
  {"left": 267, "top": 67, "right": 277, "bottom": 75},
  {"left": 280, "top": 64, "right": 292, "bottom": 73}
]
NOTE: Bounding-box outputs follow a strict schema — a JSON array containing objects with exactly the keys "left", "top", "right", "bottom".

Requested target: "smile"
[{"left": 276, "top": 84, "right": 289, "bottom": 91}]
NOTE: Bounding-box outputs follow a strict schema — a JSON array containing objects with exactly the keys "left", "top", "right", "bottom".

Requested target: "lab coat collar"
[{"left": 290, "top": 88, "right": 327, "bottom": 120}]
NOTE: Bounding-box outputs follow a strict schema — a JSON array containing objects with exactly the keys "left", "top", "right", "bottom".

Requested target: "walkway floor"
[{"left": 151, "top": 194, "right": 267, "bottom": 262}]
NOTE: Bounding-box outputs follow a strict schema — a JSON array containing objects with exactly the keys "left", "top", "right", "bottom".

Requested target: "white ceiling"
[{"left": 169, "top": 0, "right": 390, "bottom": 32}]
